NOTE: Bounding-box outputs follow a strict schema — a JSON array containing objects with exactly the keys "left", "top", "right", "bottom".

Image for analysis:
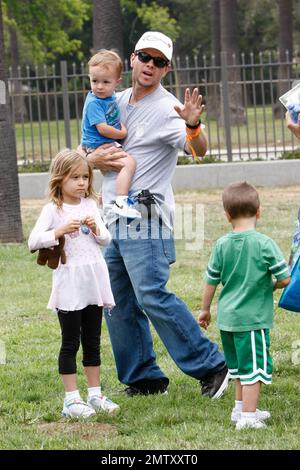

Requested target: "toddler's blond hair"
[{"left": 88, "top": 49, "right": 123, "bottom": 77}]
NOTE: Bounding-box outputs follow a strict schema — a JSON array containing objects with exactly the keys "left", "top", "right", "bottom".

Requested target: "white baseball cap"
[{"left": 135, "top": 31, "right": 173, "bottom": 62}]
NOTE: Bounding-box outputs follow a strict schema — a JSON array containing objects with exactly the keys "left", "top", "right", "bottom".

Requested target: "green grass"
[
  {"left": 204, "top": 106, "right": 293, "bottom": 153},
  {"left": 1, "top": 188, "right": 300, "bottom": 449},
  {"left": 15, "top": 119, "right": 81, "bottom": 163}
]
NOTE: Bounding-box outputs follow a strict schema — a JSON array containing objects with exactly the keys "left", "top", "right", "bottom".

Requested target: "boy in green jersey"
[{"left": 198, "top": 182, "right": 290, "bottom": 430}]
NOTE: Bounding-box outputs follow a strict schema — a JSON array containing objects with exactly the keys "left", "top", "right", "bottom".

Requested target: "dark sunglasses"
[{"left": 135, "top": 51, "right": 169, "bottom": 68}]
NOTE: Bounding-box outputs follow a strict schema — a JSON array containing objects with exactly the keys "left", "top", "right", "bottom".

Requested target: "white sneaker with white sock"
[
  {"left": 231, "top": 400, "right": 271, "bottom": 423},
  {"left": 62, "top": 390, "right": 96, "bottom": 418},
  {"left": 87, "top": 387, "right": 120, "bottom": 414},
  {"left": 113, "top": 196, "right": 141, "bottom": 219},
  {"left": 231, "top": 408, "right": 271, "bottom": 423},
  {"left": 236, "top": 411, "right": 266, "bottom": 430}
]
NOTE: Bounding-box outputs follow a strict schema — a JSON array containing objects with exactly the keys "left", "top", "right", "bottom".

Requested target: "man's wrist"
[
  {"left": 185, "top": 124, "right": 201, "bottom": 141},
  {"left": 185, "top": 119, "right": 201, "bottom": 129}
]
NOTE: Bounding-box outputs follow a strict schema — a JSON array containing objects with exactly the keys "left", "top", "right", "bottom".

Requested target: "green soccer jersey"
[{"left": 205, "top": 229, "right": 289, "bottom": 332}]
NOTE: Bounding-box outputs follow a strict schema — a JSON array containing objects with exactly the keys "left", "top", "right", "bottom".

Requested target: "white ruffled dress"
[{"left": 28, "top": 198, "right": 115, "bottom": 311}]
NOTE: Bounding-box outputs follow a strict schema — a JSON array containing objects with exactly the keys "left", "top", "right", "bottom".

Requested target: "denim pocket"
[{"left": 161, "top": 234, "right": 176, "bottom": 265}]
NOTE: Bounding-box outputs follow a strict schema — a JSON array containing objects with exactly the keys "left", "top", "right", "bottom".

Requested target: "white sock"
[
  {"left": 240, "top": 411, "right": 256, "bottom": 420},
  {"left": 65, "top": 390, "right": 81, "bottom": 401},
  {"left": 88, "top": 386, "right": 101, "bottom": 398},
  {"left": 234, "top": 400, "right": 243, "bottom": 411}
]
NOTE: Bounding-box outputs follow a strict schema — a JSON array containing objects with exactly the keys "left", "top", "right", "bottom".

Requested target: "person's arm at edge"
[{"left": 285, "top": 111, "right": 300, "bottom": 140}]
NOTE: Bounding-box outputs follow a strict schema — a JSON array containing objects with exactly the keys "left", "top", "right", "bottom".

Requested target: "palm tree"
[
  {"left": 7, "top": 4, "right": 27, "bottom": 123},
  {"left": 211, "top": 0, "right": 220, "bottom": 67},
  {"left": 93, "top": 0, "right": 124, "bottom": 59},
  {"left": 220, "top": 0, "right": 246, "bottom": 125},
  {"left": 207, "top": 0, "right": 221, "bottom": 119},
  {"left": 275, "top": 0, "right": 293, "bottom": 117},
  {"left": 0, "top": 0, "right": 23, "bottom": 242},
  {"left": 279, "top": 0, "right": 293, "bottom": 81}
]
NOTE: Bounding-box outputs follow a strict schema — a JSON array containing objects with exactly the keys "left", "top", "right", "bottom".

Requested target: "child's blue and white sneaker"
[
  {"left": 62, "top": 398, "right": 96, "bottom": 418},
  {"left": 113, "top": 196, "right": 141, "bottom": 219},
  {"left": 87, "top": 394, "right": 120, "bottom": 414}
]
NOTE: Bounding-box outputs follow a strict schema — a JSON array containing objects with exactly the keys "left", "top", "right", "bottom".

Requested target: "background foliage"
[{"left": 3, "top": 0, "right": 300, "bottom": 66}]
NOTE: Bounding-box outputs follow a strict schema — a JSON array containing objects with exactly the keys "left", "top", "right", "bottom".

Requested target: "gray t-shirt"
[{"left": 102, "top": 84, "right": 186, "bottom": 228}]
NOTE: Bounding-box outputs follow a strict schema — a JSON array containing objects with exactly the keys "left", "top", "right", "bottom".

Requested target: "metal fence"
[{"left": 8, "top": 51, "right": 300, "bottom": 165}]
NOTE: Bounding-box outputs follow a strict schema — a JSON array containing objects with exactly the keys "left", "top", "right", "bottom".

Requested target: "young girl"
[{"left": 28, "top": 149, "right": 119, "bottom": 418}]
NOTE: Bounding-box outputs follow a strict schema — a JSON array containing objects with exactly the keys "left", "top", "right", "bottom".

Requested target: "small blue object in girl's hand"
[{"left": 80, "top": 223, "right": 90, "bottom": 235}]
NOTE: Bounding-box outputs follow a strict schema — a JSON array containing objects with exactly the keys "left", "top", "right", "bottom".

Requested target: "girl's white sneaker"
[
  {"left": 87, "top": 395, "right": 120, "bottom": 414},
  {"left": 62, "top": 398, "right": 96, "bottom": 418}
]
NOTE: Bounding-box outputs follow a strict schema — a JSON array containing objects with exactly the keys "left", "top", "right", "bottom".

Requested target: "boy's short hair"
[
  {"left": 88, "top": 49, "right": 123, "bottom": 77},
  {"left": 222, "top": 181, "right": 260, "bottom": 219}
]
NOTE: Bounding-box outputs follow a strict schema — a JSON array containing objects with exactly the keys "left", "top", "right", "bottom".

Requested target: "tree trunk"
[
  {"left": 207, "top": 0, "right": 221, "bottom": 120},
  {"left": 8, "top": 7, "right": 27, "bottom": 123},
  {"left": 274, "top": 0, "right": 293, "bottom": 118},
  {"left": 211, "top": 0, "right": 221, "bottom": 68},
  {"left": 93, "top": 0, "right": 124, "bottom": 59},
  {"left": 0, "top": 0, "right": 23, "bottom": 242},
  {"left": 220, "top": 0, "right": 246, "bottom": 125}
]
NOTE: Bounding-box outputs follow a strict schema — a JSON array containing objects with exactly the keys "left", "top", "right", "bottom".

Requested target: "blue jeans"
[{"left": 104, "top": 217, "right": 225, "bottom": 385}]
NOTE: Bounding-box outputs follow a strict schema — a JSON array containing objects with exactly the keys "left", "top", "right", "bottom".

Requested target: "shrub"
[
  {"left": 280, "top": 149, "right": 300, "bottom": 160},
  {"left": 177, "top": 155, "right": 221, "bottom": 165},
  {"left": 18, "top": 162, "right": 51, "bottom": 173}
]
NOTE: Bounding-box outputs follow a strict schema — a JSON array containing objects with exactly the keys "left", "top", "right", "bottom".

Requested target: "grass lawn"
[
  {"left": 15, "top": 106, "right": 295, "bottom": 163},
  {"left": 1, "top": 187, "right": 300, "bottom": 450}
]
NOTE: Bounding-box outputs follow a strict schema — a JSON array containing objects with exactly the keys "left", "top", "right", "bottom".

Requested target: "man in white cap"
[{"left": 87, "top": 31, "right": 229, "bottom": 398}]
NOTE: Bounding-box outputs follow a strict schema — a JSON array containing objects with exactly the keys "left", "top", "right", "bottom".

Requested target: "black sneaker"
[
  {"left": 200, "top": 365, "right": 229, "bottom": 399},
  {"left": 124, "top": 378, "right": 169, "bottom": 396}
]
